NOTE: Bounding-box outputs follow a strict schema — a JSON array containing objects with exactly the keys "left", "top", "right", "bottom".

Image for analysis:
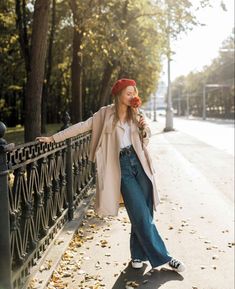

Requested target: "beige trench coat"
[{"left": 52, "top": 104, "right": 160, "bottom": 217}]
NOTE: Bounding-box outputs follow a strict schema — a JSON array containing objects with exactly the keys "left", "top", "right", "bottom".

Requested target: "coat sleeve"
[
  {"left": 52, "top": 116, "right": 93, "bottom": 143},
  {"left": 51, "top": 105, "right": 107, "bottom": 143}
]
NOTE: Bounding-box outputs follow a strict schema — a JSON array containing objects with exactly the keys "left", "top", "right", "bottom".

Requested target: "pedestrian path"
[
  {"left": 41, "top": 201, "right": 183, "bottom": 289},
  {"left": 28, "top": 119, "right": 234, "bottom": 289}
]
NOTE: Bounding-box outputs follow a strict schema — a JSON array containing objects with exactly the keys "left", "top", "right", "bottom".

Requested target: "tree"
[
  {"left": 15, "top": 0, "right": 31, "bottom": 77},
  {"left": 42, "top": 0, "right": 56, "bottom": 133},
  {"left": 171, "top": 33, "right": 234, "bottom": 119},
  {"left": 0, "top": 0, "right": 214, "bottom": 138},
  {"left": 24, "top": 0, "right": 50, "bottom": 142}
]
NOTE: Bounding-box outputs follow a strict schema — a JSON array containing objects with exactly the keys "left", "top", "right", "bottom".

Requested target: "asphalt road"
[{"left": 147, "top": 117, "right": 234, "bottom": 289}]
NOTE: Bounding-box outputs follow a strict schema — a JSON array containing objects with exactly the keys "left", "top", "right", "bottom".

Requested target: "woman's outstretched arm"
[{"left": 35, "top": 115, "right": 93, "bottom": 143}]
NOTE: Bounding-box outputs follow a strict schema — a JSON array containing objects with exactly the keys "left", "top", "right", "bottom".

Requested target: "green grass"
[{"left": 4, "top": 123, "right": 61, "bottom": 145}]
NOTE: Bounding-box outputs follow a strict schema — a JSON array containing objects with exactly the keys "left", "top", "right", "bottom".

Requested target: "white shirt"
[{"left": 118, "top": 120, "right": 132, "bottom": 149}]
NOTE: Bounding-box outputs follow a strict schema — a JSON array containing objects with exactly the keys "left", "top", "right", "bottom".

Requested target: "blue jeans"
[{"left": 119, "top": 145, "right": 172, "bottom": 268}]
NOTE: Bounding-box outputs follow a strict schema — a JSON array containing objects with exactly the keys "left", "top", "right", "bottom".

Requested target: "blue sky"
[{"left": 161, "top": 0, "right": 234, "bottom": 82}]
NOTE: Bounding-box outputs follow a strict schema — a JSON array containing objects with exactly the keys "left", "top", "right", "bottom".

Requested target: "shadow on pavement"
[{"left": 112, "top": 261, "right": 184, "bottom": 289}]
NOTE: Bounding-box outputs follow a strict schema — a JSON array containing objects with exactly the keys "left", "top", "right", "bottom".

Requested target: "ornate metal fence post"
[
  {"left": 0, "top": 122, "right": 14, "bottom": 289},
  {"left": 66, "top": 137, "right": 74, "bottom": 221},
  {"left": 61, "top": 112, "right": 74, "bottom": 221}
]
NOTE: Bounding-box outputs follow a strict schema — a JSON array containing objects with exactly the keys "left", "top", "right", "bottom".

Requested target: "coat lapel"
[{"left": 103, "top": 105, "right": 139, "bottom": 151}]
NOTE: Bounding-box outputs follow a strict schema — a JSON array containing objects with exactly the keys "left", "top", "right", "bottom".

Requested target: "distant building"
[{"left": 142, "top": 81, "right": 167, "bottom": 110}]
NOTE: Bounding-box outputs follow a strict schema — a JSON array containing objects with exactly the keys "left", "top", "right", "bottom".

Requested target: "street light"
[
  {"left": 153, "top": 92, "right": 157, "bottom": 121},
  {"left": 164, "top": 4, "right": 174, "bottom": 132},
  {"left": 176, "top": 82, "right": 184, "bottom": 116},
  {"left": 186, "top": 91, "right": 190, "bottom": 118}
]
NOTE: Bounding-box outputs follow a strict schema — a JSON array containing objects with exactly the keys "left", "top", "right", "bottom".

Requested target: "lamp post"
[
  {"left": 177, "top": 82, "right": 184, "bottom": 116},
  {"left": 164, "top": 3, "right": 174, "bottom": 132},
  {"left": 186, "top": 91, "right": 190, "bottom": 118},
  {"left": 177, "top": 91, "right": 181, "bottom": 116},
  {"left": 153, "top": 92, "right": 157, "bottom": 121}
]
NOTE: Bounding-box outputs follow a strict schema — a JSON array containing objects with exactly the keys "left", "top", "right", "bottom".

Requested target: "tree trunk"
[
  {"left": 71, "top": 30, "right": 83, "bottom": 123},
  {"left": 98, "top": 62, "right": 116, "bottom": 107},
  {"left": 15, "top": 0, "right": 31, "bottom": 77},
  {"left": 24, "top": 0, "right": 50, "bottom": 142},
  {"left": 70, "top": 0, "right": 83, "bottom": 123},
  {"left": 42, "top": 0, "right": 56, "bottom": 133}
]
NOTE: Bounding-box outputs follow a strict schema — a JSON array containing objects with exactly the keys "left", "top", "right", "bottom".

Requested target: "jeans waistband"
[{"left": 119, "top": 144, "right": 135, "bottom": 157}]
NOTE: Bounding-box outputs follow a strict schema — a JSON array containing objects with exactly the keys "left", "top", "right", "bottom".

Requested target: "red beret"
[{"left": 111, "top": 78, "right": 136, "bottom": 96}]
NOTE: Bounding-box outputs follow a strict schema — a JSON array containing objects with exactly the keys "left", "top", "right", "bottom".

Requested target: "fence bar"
[
  {"left": 66, "top": 138, "right": 74, "bottom": 220},
  {"left": 60, "top": 111, "right": 74, "bottom": 221},
  {"left": 0, "top": 122, "right": 13, "bottom": 289}
]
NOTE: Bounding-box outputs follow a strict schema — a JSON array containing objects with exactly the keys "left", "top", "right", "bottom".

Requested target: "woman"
[{"left": 36, "top": 78, "right": 185, "bottom": 273}]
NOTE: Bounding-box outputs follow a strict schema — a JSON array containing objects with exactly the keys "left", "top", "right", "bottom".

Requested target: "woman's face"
[{"left": 119, "top": 86, "right": 136, "bottom": 106}]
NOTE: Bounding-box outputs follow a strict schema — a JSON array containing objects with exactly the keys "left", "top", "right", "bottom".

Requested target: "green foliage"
[
  {"left": 0, "top": 0, "right": 212, "bottom": 126},
  {"left": 171, "top": 33, "right": 234, "bottom": 118}
]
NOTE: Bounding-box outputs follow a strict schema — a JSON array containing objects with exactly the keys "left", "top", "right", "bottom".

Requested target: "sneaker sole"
[{"left": 131, "top": 262, "right": 143, "bottom": 269}]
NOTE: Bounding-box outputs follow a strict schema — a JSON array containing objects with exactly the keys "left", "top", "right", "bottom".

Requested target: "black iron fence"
[{"left": 0, "top": 116, "right": 96, "bottom": 289}]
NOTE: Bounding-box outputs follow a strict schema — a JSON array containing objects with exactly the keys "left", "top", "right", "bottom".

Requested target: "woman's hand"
[
  {"left": 35, "top": 136, "right": 54, "bottom": 143},
  {"left": 137, "top": 115, "right": 147, "bottom": 129}
]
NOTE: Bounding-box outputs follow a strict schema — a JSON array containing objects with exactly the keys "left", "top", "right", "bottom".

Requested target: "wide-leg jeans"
[{"left": 119, "top": 146, "right": 172, "bottom": 268}]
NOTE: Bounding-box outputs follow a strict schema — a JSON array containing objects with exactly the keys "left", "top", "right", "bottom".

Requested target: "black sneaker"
[{"left": 168, "top": 257, "right": 186, "bottom": 272}]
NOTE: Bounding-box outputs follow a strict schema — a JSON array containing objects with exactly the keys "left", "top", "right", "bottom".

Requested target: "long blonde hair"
[{"left": 111, "top": 85, "right": 139, "bottom": 129}]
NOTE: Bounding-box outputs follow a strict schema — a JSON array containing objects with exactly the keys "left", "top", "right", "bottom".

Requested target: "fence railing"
[{"left": 0, "top": 115, "right": 96, "bottom": 289}]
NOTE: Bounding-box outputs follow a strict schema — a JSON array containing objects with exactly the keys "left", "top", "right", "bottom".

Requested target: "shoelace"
[{"left": 169, "top": 258, "right": 180, "bottom": 268}]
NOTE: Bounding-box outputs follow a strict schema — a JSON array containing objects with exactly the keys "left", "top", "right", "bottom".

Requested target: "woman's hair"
[{"left": 111, "top": 85, "right": 139, "bottom": 128}]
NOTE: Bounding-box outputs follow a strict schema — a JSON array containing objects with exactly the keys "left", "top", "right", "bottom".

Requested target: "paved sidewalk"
[
  {"left": 42, "top": 201, "right": 184, "bottom": 289},
  {"left": 29, "top": 118, "right": 234, "bottom": 289}
]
